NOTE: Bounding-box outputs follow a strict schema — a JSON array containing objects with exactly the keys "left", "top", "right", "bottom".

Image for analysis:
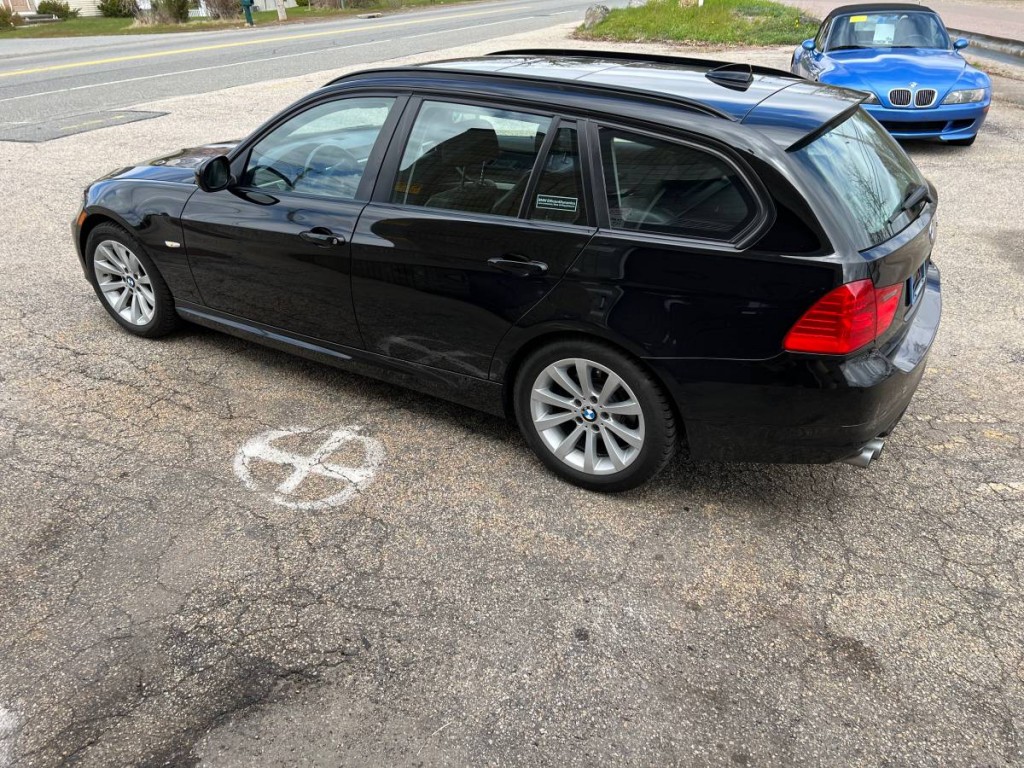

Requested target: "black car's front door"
[
  {"left": 351, "top": 100, "right": 595, "bottom": 379},
  {"left": 180, "top": 95, "right": 403, "bottom": 346}
]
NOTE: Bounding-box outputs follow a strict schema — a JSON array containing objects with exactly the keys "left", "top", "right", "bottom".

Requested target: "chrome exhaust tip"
[{"left": 843, "top": 438, "right": 885, "bottom": 468}]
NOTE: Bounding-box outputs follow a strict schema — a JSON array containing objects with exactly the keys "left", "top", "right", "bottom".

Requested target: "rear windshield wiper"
[{"left": 886, "top": 183, "right": 933, "bottom": 228}]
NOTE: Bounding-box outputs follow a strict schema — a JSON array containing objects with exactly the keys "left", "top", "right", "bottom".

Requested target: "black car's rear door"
[
  {"left": 350, "top": 98, "right": 596, "bottom": 379},
  {"left": 179, "top": 94, "right": 405, "bottom": 347}
]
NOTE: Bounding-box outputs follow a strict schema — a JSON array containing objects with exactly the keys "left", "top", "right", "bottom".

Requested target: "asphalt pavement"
[
  {"left": 1, "top": 18, "right": 1024, "bottom": 768},
  {"left": 0, "top": 0, "right": 614, "bottom": 129}
]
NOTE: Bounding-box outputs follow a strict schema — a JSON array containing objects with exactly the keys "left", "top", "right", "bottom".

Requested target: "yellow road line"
[{"left": 0, "top": 4, "right": 528, "bottom": 79}]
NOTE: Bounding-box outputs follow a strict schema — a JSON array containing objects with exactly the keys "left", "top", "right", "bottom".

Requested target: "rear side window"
[
  {"left": 598, "top": 129, "right": 758, "bottom": 242},
  {"left": 794, "top": 109, "right": 925, "bottom": 249},
  {"left": 391, "top": 100, "right": 551, "bottom": 217}
]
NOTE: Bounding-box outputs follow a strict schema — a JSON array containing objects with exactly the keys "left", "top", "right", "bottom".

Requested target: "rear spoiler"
[{"left": 740, "top": 81, "right": 868, "bottom": 151}]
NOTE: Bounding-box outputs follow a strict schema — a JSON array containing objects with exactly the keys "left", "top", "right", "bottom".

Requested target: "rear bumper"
[
  {"left": 647, "top": 264, "right": 942, "bottom": 464},
  {"left": 864, "top": 101, "right": 990, "bottom": 141}
]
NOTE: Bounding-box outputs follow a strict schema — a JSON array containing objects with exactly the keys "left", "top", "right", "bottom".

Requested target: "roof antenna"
[{"left": 705, "top": 62, "right": 754, "bottom": 91}]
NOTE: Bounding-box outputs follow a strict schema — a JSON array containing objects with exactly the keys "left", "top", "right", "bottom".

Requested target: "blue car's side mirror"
[
  {"left": 953, "top": 37, "right": 969, "bottom": 50},
  {"left": 802, "top": 39, "right": 816, "bottom": 52}
]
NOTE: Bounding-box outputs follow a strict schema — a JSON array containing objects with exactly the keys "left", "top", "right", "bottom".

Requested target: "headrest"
[{"left": 438, "top": 125, "right": 500, "bottom": 168}]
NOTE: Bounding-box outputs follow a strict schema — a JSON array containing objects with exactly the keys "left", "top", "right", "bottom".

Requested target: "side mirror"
[
  {"left": 802, "top": 39, "right": 816, "bottom": 52},
  {"left": 196, "top": 155, "right": 233, "bottom": 193},
  {"left": 953, "top": 37, "right": 969, "bottom": 50}
]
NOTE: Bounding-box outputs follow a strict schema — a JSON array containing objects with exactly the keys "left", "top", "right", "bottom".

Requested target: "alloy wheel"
[
  {"left": 529, "top": 357, "right": 646, "bottom": 476},
  {"left": 92, "top": 239, "right": 156, "bottom": 326}
]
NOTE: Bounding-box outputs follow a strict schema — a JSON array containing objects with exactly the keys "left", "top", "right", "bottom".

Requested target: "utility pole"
[{"left": 275, "top": 0, "right": 286, "bottom": 21}]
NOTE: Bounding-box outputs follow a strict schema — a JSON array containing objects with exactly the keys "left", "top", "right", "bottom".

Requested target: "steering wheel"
[
  {"left": 900, "top": 33, "right": 931, "bottom": 45},
  {"left": 302, "top": 141, "right": 360, "bottom": 179}
]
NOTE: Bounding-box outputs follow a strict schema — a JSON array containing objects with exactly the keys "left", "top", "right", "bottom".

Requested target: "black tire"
[
  {"left": 946, "top": 135, "right": 976, "bottom": 147},
  {"left": 514, "top": 339, "right": 678, "bottom": 492},
  {"left": 85, "top": 222, "right": 180, "bottom": 338}
]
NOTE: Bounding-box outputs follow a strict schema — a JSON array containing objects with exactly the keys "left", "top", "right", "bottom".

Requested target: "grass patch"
[
  {"left": 0, "top": 0, "right": 473, "bottom": 37},
  {"left": 577, "top": 0, "right": 818, "bottom": 47}
]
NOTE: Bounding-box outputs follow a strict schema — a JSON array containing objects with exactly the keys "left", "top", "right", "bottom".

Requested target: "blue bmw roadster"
[{"left": 791, "top": 3, "right": 990, "bottom": 145}]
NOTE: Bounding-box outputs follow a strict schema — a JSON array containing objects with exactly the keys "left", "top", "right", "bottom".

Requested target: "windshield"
[
  {"left": 794, "top": 109, "right": 926, "bottom": 249},
  {"left": 826, "top": 12, "right": 950, "bottom": 50}
]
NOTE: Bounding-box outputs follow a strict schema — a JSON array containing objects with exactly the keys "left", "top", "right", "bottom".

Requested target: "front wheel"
[
  {"left": 514, "top": 340, "right": 678, "bottom": 492},
  {"left": 86, "top": 222, "right": 179, "bottom": 338}
]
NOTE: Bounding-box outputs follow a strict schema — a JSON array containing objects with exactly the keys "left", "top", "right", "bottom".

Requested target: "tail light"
[{"left": 784, "top": 279, "right": 902, "bottom": 355}]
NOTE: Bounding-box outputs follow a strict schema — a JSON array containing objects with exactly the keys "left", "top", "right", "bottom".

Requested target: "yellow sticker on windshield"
[{"left": 849, "top": 14, "right": 867, "bottom": 21}]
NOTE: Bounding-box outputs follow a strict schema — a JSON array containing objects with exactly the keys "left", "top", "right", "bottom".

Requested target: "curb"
[{"left": 947, "top": 28, "right": 1024, "bottom": 60}]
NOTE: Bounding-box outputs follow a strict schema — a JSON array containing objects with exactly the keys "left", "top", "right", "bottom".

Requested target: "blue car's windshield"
[{"left": 826, "top": 12, "right": 950, "bottom": 51}]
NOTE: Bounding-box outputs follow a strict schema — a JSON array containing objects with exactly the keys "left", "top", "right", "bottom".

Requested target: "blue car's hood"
[{"left": 821, "top": 49, "right": 974, "bottom": 96}]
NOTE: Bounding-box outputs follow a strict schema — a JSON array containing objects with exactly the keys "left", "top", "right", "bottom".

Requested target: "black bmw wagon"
[{"left": 72, "top": 50, "right": 941, "bottom": 491}]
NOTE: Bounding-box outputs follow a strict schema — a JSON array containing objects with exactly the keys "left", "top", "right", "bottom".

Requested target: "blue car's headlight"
[{"left": 942, "top": 88, "right": 987, "bottom": 104}]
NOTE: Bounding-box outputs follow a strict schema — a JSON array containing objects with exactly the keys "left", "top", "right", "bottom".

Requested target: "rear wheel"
[
  {"left": 514, "top": 340, "right": 677, "bottom": 492},
  {"left": 86, "top": 222, "right": 179, "bottom": 338}
]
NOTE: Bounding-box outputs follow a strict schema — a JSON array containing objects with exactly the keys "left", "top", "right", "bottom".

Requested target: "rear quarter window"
[{"left": 598, "top": 128, "right": 760, "bottom": 243}]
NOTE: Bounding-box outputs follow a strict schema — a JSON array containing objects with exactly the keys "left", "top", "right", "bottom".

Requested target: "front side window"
[
  {"left": 826, "top": 12, "right": 950, "bottom": 50},
  {"left": 391, "top": 100, "right": 552, "bottom": 217},
  {"left": 794, "top": 108, "right": 925, "bottom": 249},
  {"left": 241, "top": 97, "right": 396, "bottom": 200},
  {"left": 599, "top": 129, "right": 757, "bottom": 242}
]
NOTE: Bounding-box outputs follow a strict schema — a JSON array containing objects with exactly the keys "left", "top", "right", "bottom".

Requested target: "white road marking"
[
  {"left": 234, "top": 426, "right": 384, "bottom": 510},
  {"left": 0, "top": 706, "right": 19, "bottom": 768}
]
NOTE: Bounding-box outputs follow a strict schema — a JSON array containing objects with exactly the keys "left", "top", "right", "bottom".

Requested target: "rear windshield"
[{"left": 793, "top": 109, "right": 925, "bottom": 250}]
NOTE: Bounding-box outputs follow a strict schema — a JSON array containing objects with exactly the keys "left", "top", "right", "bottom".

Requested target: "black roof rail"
[
  {"left": 323, "top": 66, "right": 736, "bottom": 122},
  {"left": 488, "top": 48, "right": 801, "bottom": 81}
]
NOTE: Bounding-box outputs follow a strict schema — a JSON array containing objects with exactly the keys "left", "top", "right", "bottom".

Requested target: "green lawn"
[
  {"left": 577, "top": 0, "right": 818, "bottom": 47},
  {"left": 0, "top": 0, "right": 474, "bottom": 37}
]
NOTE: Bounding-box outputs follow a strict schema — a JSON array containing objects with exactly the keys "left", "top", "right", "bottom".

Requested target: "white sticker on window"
[
  {"left": 536, "top": 194, "right": 578, "bottom": 213},
  {"left": 873, "top": 22, "right": 895, "bottom": 44}
]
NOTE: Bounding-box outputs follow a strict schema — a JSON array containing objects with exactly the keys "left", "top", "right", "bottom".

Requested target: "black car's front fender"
[{"left": 75, "top": 178, "right": 202, "bottom": 303}]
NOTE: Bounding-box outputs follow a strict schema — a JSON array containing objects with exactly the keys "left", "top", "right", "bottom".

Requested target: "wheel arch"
[
  {"left": 78, "top": 210, "right": 139, "bottom": 264},
  {"left": 498, "top": 330, "right": 686, "bottom": 444}
]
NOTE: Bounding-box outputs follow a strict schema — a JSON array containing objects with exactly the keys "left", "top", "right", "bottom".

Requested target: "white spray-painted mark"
[
  {"left": 234, "top": 426, "right": 384, "bottom": 510},
  {"left": 0, "top": 706, "right": 20, "bottom": 768}
]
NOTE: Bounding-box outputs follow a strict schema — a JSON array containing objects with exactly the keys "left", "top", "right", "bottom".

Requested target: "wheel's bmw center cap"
[
  {"left": 581, "top": 406, "right": 597, "bottom": 422},
  {"left": 125, "top": 276, "right": 136, "bottom": 288}
]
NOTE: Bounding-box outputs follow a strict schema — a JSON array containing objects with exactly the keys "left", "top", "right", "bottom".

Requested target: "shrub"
[
  {"left": 294, "top": 0, "right": 308, "bottom": 7},
  {"left": 0, "top": 5, "right": 24, "bottom": 26},
  {"left": 98, "top": 0, "right": 138, "bottom": 16},
  {"left": 37, "top": 0, "right": 80, "bottom": 18},
  {"left": 204, "top": 0, "right": 240, "bottom": 18},
  {"left": 135, "top": 0, "right": 189, "bottom": 23}
]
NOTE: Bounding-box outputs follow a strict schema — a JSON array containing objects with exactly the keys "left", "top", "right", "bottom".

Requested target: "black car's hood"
[{"left": 101, "top": 141, "right": 239, "bottom": 184}]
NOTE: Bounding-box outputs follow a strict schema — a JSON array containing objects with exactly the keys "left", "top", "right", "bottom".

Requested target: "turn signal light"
[{"left": 784, "top": 279, "right": 902, "bottom": 355}]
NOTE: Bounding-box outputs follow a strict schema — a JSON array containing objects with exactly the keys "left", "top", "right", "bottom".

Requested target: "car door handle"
[
  {"left": 487, "top": 256, "right": 548, "bottom": 276},
  {"left": 299, "top": 228, "right": 345, "bottom": 247}
]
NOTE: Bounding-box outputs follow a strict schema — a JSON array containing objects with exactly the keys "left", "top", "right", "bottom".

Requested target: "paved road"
[
  {"left": 1, "top": 24, "right": 1024, "bottom": 768},
  {"left": 0, "top": 0, "right": 618, "bottom": 130}
]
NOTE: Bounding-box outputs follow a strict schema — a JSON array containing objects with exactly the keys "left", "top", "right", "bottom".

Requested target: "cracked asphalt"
[{"left": 1, "top": 26, "right": 1023, "bottom": 768}]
